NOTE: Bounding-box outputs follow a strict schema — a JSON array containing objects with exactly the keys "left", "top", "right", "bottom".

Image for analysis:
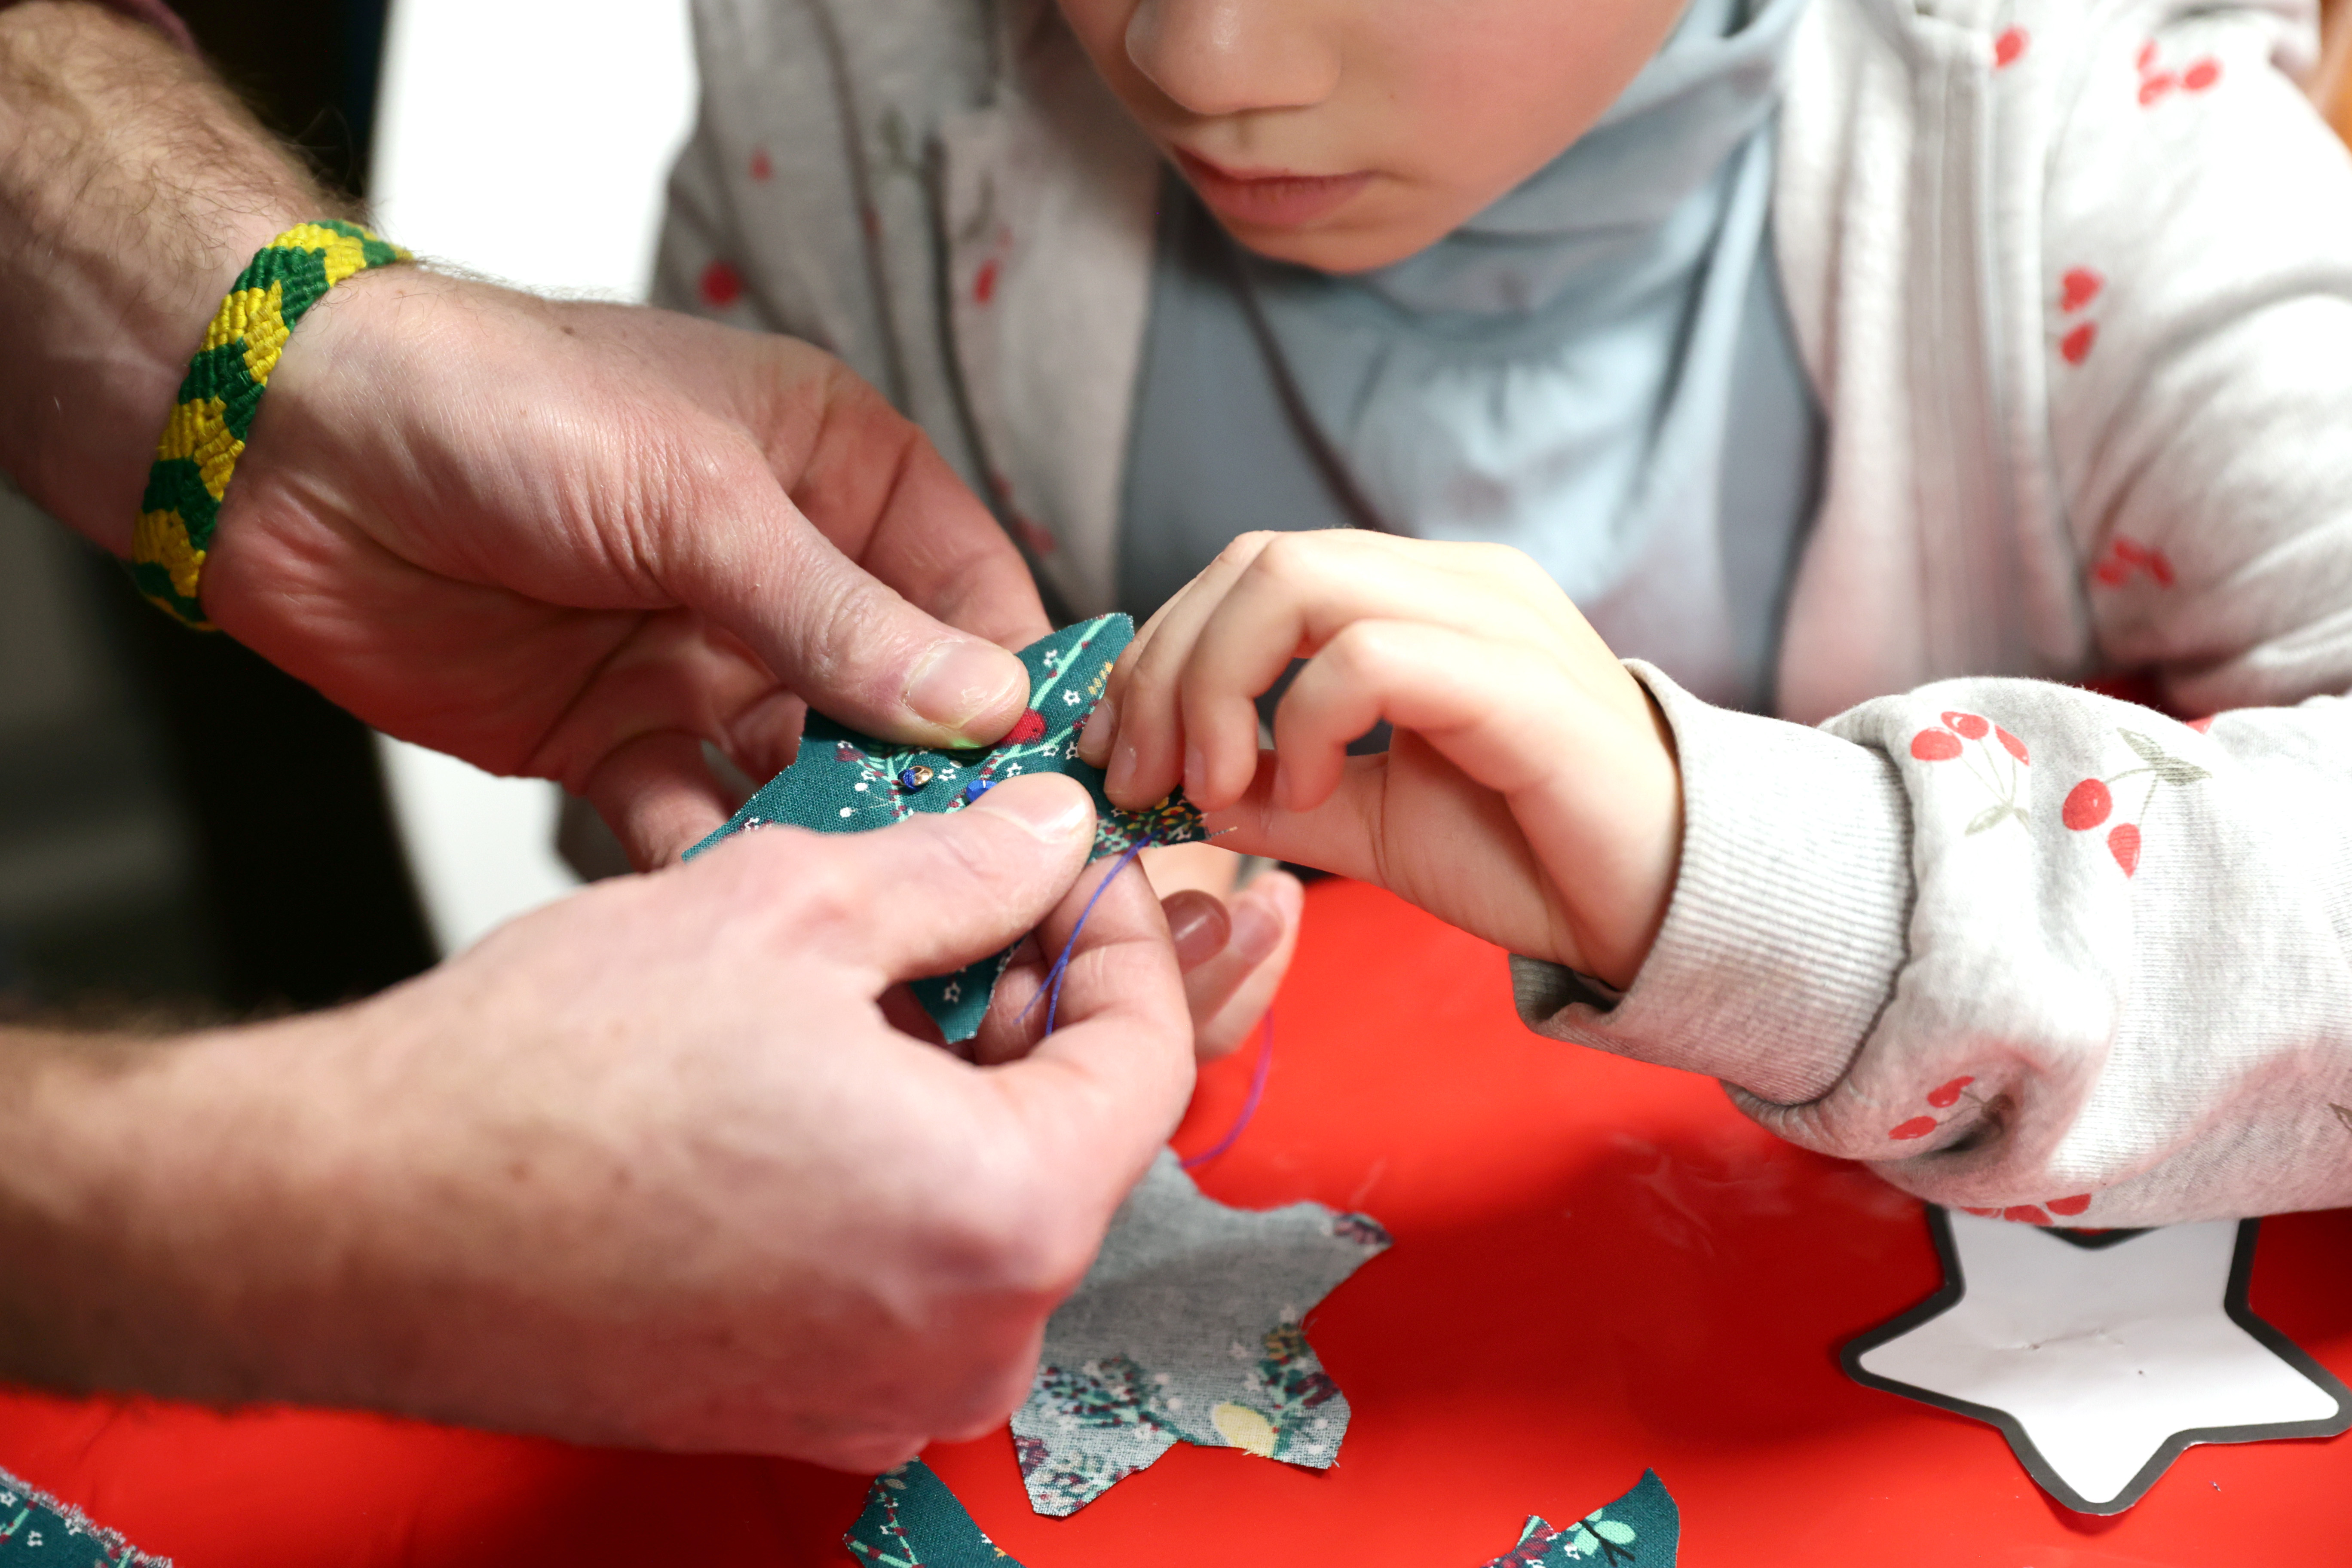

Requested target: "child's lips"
[{"left": 1172, "top": 148, "right": 1373, "bottom": 230}]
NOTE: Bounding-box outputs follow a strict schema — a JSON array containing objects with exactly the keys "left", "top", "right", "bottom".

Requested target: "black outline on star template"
[{"left": 1840, "top": 1207, "right": 2352, "bottom": 1516}]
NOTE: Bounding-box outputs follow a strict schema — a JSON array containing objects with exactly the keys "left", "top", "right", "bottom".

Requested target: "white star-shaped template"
[{"left": 1844, "top": 1208, "right": 2351, "bottom": 1513}]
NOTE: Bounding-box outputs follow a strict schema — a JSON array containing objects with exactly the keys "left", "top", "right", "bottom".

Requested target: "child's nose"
[{"left": 1124, "top": 0, "right": 1342, "bottom": 116}]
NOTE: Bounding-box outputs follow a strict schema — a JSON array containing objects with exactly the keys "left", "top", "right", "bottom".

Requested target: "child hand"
[
  {"left": 1078, "top": 532, "right": 1683, "bottom": 989},
  {"left": 1147, "top": 843, "right": 1305, "bottom": 1060}
]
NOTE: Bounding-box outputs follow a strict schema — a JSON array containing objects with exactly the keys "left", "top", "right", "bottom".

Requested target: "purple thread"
[
  {"left": 1185, "top": 1011, "right": 1279, "bottom": 1170},
  {"left": 1018, "top": 834, "right": 1155, "bottom": 1036},
  {"left": 1013, "top": 827, "right": 1274, "bottom": 1167},
  {"left": 1181, "top": 1013, "right": 1274, "bottom": 1171}
]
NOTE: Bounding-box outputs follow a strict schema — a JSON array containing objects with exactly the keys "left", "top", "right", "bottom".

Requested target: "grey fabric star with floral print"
[{"left": 1011, "top": 1151, "right": 1391, "bottom": 1516}]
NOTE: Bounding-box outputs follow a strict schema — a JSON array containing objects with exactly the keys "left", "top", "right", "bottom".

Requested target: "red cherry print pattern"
[
  {"left": 2108, "top": 821, "right": 2142, "bottom": 876},
  {"left": 1912, "top": 713, "right": 2030, "bottom": 831},
  {"left": 1003, "top": 707, "right": 1049, "bottom": 745},
  {"left": 973, "top": 257, "right": 1000, "bottom": 306},
  {"left": 2046, "top": 1194, "right": 2093, "bottom": 1216},
  {"left": 1889, "top": 1073, "right": 1987, "bottom": 1141},
  {"left": 2136, "top": 40, "right": 2220, "bottom": 108},
  {"left": 2003, "top": 1204, "right": 2053, "bottom": 1225},
  {"left": 698, "top": 259, "right": 744, "bottom": 308},
  {"left": 2061, "top": 322, "right": 2098, "bottom": 364},
  {"left": 1994, "top": 26, "right": 2028, "bottom": 67},
  {"left": 2065, "top": 726, "right": 2209, "bottom": 879},
  {"left": 2063, "top": 777, "right": 2113, "bottom": 830},
  {"left": 2090, "top": 536, "right": 2176, "bottom": 589},
  {"left": 2060, "top": 267, "right": 2104, "bottom": 314},
  {"left": 749, "top": 148, "right": 773, "bottom": 181}
]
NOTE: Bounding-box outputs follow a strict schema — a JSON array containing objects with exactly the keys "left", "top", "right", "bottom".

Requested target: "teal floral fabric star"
[
  {"left": 0, "top": 1467, "right": 165, "bottom": 1566},
  {"left": 1477, "top": 1471, "right": 1680, "bottom": 1566},
  {"left": 844, "top": 1457, "right": 1678, "bottom": 1565},
  {"left": 844, "top": 1461, "right": 1020, "bottom": 1567},
  {"left": 1011, "top": 1151, "right": 1392, "bottom": 1516},
  {"left": 684, "top": 615, "right": 1204, "bottom": 1039}
]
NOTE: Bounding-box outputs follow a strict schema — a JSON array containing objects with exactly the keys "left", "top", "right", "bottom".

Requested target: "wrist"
[{"left": 0, "top": 0, "right": 325, "bottom": 550}]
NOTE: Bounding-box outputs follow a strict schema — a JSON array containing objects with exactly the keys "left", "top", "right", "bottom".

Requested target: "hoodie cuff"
[{"left": 1510, "top": 663, "right": 1914, "bottom": 1106}]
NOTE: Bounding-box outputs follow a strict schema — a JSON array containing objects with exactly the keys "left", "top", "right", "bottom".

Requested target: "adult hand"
[
  {"left": 0, "top": 2, "right": 1045, "bottom": 870},
  {"left": 0, "top": 777, "right": 1194, "bottom": 1467},
  {"left": 209, "top": 271, "right": 1050, "bottom": 868}
]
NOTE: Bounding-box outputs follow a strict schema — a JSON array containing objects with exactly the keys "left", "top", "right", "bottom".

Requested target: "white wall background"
[{"left": 368, "top": 0, "right": 699, "bottom": 955}]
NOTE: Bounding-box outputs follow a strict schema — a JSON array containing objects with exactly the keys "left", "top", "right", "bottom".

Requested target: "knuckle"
[
  {"left": 768, "top": 843, "right": 866, "bottom": 938},
  {"left": 1213, "top": 530, "right": 1281, "bottom": 572},
  {"left": 1248, "top": 531, "right": 1318, "bottom": 586},
  {"left": 1321, "top": 619, "right": 1402, "bottom": 678},
  {"left": 926, "top": 1162, "right": 1098, "bottom": 1306}
]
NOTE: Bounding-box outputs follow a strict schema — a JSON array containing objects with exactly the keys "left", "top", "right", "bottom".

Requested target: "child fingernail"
[
  {"left": 1164, "top": 892, "right": 1232, "bottom": 968},
  {"left": 1106, "top": 742, "right": 1139, "bottom": 800},
  {"left": 1229, "top": 896, "right": 1283, "bottom": 965},
  {"left": 1078, "top": 696, "right": 1117, "bottom": 761}
]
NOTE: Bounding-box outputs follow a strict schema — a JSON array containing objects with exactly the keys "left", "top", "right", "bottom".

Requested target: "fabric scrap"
[
  {"left": 0, "top": 1465, "right": 168, "bottom": 1566},
  {"left": 1012, "top": 1149, "right": 1391, "bottom": 1516},
  {"left": 684, "top": 614, "right": 1204, "bottom": 1038},
  {"left": 1479, "top": 1470, "right": 1679, "bottom": 1566},
  {"left": 843, "top": 1460, "right": 1020, "bottom": 1567}
]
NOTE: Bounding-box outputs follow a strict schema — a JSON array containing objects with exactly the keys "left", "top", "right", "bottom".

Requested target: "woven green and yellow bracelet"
[{"left": 131, "top": 220, "right": 410, "bottom": 629}]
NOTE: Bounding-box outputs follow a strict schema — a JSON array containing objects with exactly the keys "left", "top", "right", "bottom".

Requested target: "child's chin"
[{"left": 1214, "top": 213, "right": 1449, "bottom": 278}]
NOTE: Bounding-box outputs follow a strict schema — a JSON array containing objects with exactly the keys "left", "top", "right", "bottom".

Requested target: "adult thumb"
[{"left": 803, "top": 775, "right": 1102, "bottom": 988}]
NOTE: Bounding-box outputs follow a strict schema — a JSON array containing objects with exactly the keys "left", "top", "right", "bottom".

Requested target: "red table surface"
[{"left": 6, "top": 877, "right": 2352, "bottom": 1566}]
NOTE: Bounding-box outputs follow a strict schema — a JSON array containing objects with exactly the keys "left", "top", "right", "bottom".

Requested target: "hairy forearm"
[
  {"left": 0, "top": 0, "right": 335, "bottom": 551},
  {"left": 0, "top": 1019, "right": 296, "bottom": 1399}
]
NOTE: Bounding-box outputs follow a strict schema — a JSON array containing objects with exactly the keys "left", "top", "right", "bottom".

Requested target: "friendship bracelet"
[{"left": 131, "top": 220, "right": 410, "bottom": 629}]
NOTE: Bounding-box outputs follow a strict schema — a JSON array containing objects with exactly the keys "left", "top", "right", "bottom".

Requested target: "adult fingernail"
[
  {"left": 1078, "top": 696, "right": 1117, "bottom": 763},
  {"left": 905, "top": 639, "right": 1026, "bottom": 744},
  {"left": 974, "top": 776, "right": 1094, "bottom": 844}
]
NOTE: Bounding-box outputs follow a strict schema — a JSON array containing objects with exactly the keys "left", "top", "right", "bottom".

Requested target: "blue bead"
[
  {"left": 897, "top": 765, "right": 934, "bottom": 791},
  {"left": 963, "top": 776, "right": 994, "bottom": 804}
]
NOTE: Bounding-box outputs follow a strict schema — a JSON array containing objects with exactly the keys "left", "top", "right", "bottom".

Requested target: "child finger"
[
  {"left": 1176, "top": 536, "right": 1560, "bottom": 808},
  {"left": 1097, "top": 531, "right": 1284, "bottom": 806},
  {"left": 1186, "top": 870, "right": 1303, "bottom": 1061},
  {"left": 1207, "top": 752, "right": 1579, "bottom": 963},
  {"left": 1270, "top": 620, "right": 1591, "bottom": 808}
]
